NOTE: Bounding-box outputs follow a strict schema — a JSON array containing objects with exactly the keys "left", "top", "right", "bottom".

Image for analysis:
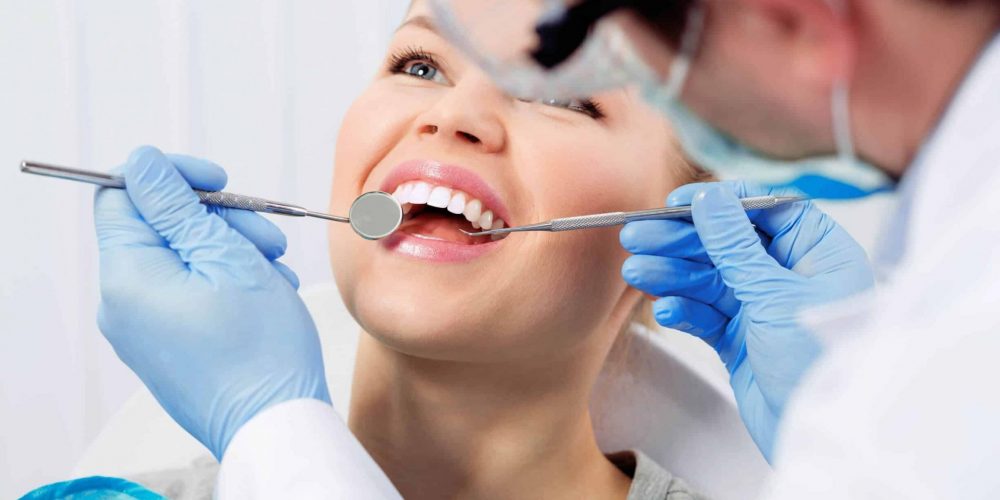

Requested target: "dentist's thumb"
[
  {"left": 690, "top": 184, "right": 789, "bottom": 299},
  {"left": 122, "top": 146, "right": 272, "bottom": 279}
]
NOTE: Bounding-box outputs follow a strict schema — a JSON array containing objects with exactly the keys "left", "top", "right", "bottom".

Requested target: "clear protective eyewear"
[{"left": 427, "top": 0, "right": 700, "bottom": 101}]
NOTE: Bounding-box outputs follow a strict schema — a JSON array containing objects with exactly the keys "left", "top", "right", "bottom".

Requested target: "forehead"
[
  {"left": 406, "top": 0, "right": 428, "bottom": 18},
  {"left": 400, "top": 0, "right": 441, "bottom": 37},
  {"left": 404, "top": 0, "right": 549, "bottom": 29}
]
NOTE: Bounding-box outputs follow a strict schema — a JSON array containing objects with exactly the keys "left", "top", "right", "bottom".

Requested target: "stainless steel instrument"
[
  {"left": 463, "top": 195, "right": 807, "bottom": 237},
  {"left": 20, "top": 160, "right": 403, "bottom": 240}
]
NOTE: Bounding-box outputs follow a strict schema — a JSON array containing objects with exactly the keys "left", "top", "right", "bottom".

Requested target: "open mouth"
[{"left": 392, "top": 181, "right": 509, "bottom": 244}]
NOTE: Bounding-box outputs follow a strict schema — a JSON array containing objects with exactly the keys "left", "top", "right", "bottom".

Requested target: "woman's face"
[{"left": 330, "top": 0, "right": 686, "bottom": 363}]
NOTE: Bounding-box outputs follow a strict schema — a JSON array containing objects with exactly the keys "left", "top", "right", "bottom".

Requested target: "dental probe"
[
  {"left": 20, "top": 160, "right": 403, "bottom": 240},
  {"left": 462, "top": 195, "right": 808, "bottom": 237}
]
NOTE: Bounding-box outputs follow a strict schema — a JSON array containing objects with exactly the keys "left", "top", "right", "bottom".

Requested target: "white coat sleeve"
[
  {"left": 762, "top": 304, "right": 1000, "bottom": 500},
  {"left": 215, "top": 398, "right": 401, "bottom": 499},
  {"left": 762, "top": 183, "right": 1000, "bottom": 499}
]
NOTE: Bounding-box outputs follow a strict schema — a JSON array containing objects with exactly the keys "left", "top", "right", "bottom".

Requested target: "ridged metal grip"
[
  {"left": 195, "top": 190, "right": 269, "bottom": 212},
  {"left": 739, "top": 196, "right": 778, "bottom": 210},
  {"left": 551, "top": 212, "right": 627, "bottom": 231}
]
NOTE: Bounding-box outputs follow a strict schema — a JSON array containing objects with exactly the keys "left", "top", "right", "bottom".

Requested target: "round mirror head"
[{"left": 349, "top": 191, "right": 403, "bottom": 240}]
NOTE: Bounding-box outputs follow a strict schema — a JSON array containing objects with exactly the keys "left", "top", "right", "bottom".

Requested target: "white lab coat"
[
  {"left": 765, "top": 32, "right": 1000, "bottom": 499},
  {"left": 215, "top": 33, "right": 1000, "bottom": 500}
]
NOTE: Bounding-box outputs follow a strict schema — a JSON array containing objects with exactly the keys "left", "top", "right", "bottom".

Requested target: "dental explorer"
[
  {"left": 462, "top": 195, "right": 808, "bottom": 237},
  {"left": 20, "top": 160, "right": 403, "bottom": 240}
]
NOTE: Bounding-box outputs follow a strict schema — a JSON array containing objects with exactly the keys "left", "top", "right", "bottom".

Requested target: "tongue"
[{"left": 399, "top": 212, "right": 485, "bottom": 245}]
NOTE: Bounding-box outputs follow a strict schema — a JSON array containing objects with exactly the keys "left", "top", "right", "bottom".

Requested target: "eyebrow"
[{"left": 396, "top": 14, "right": 438, "bottom": 34}]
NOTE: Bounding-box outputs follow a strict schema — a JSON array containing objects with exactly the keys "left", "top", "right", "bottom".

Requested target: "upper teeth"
[{"left": 392, "top": 180, "right": 506, "bottom": 232}]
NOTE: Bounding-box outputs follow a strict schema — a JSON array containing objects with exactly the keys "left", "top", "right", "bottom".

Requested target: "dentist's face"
[
  {"left": 329, "top": 0, "right": 685, "bottom": 362},
  {"left": 616, "top": 0, "right": 854, "bottom": 160}
]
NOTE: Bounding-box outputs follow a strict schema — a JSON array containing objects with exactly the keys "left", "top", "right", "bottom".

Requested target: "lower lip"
[{"left": 380, "top": 231, "right": 503, "bottom": 263}]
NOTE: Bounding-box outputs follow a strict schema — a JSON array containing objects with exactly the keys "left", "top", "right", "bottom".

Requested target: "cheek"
[
  {"left": 501, "top": 126, "right": 670, "bottom": 336},
  {"left": 517, "top": 123, "right": 674, "bottom": 220},
  {"left": 330, "top": 84, "right": 423, "bottom": 301},
  {"left": 535, "top": 229, "right": 632, "bottom": 331},
  {"left": 332, "top": 86, "right": 410, "bottom": 214}
]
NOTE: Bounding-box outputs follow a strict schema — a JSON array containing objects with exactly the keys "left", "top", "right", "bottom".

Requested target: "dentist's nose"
[{"left": 416, "top": 74, "right": 507, "bottom": 153}]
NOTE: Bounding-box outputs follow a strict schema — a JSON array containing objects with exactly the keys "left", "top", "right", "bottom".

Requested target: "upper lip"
[{"left": 379, "top": 159, "right": 513, "bottom": 225}]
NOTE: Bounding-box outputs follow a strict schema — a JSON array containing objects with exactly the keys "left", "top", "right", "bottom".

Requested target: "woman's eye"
[
  {"left": 388, "top": 48, "right": 450, "bottom": 85},
  {"left": 539, "top": 97, "right": 605, "bottom": 120},
  {"left": 403, "top": 61, "right": 447, "bottom": 84}
]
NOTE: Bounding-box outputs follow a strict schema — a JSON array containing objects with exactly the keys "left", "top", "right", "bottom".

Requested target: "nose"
[{"left": 415, "top": 73, "right": 508, "bottom": 154}]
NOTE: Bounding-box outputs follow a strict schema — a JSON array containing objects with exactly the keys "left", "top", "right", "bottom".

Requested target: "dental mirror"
[{"left": 349, "top": 191, "right": 404, "bottom": 240}]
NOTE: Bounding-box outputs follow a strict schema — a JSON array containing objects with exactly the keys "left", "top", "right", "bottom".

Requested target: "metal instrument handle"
[
  {"left": 551, "top": 212, "right": 627, "bottom": 231},
  {"left": 22, "top": 160, "right": 312, "bottom": 217},
  {"left": 622, "top": 195, "right": 782, "bottom": 223},
  {"left": 194, "top": 190, "right": 308, "bottom": 217}
]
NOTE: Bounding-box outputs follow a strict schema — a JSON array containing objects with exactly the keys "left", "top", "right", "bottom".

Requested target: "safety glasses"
[{"left": 427, "top": 0, "right": 696, "bottom": 100}]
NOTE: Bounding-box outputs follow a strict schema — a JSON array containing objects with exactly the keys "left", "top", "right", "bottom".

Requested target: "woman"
[
  {"left": 326, "top": 1, "right": 710, "bottom": 497},
  {"left": 82, "top": 0, "right": 712, "bottom": 497}
]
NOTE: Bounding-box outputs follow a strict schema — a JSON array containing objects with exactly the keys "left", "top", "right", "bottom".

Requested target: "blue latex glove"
[
  {"left": 94, "top": 146, "right": 330, "bottom": 460},
  {"left": 620, "top": 181, "right": 874, "bottom": 461},
  {"left": 21, "top": 476, "right": 164, "bottom": 499}
]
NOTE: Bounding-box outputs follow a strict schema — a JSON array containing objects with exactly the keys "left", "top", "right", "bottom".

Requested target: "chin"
[
  {"left": 353, "top": 298, "right": 507, "bottom": 362},
  {"left": 335, "top": 264, "right": 504, "bottom": 361}
]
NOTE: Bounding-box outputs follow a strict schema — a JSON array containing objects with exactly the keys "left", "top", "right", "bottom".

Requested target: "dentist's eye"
[
  {"left": 388, "top": 46, "right": 449, "bottom": 85},
  {"left": 539, "top": 97, "right": 606, "bottom": 120}
]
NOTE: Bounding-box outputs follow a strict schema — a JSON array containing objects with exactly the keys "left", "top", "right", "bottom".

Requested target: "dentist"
[
  {"left": 92, "top": 0, "right": 1000, "bottom": 498},
  {"left": 507, "top": 0, "right": 1000, "bottom": 497}
]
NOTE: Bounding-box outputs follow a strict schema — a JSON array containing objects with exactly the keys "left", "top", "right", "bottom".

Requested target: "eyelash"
[
  {"left": 541, "top": 97, "right": 605, "bottom": 120},
  {"left": 387, "top": 46, "right": 440, "bottom": 75},
  {"left": 386, "top": 46, "right": 606, "bottom": 120}
]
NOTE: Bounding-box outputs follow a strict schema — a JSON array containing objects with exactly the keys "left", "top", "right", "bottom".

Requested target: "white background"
[{"left": 0, "top": 1, "right": 894, "bottom": 497}]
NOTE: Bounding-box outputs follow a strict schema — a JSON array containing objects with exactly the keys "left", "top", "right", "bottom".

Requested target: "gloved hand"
[
  {"left": 620, "top": 181, "right": 874, "bottom": 461},
  {"left": 94, "top": 146, "right": 330, "bottom": 460}
]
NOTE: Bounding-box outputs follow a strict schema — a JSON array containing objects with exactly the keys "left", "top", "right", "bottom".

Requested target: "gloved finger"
[
  {"left": 689, "top": 184, "right": 794, "bottom": 296},
  {"left": 619, "top": 219, "right": 711, "bottom": 263},
  {"left": 670, "top": 181, "right": 835, "bottom": 266},
  {"left": 122, "top": 146, "right": 271, "bottom": 278},
  {"left": 668, "top": 181, "right": 766, "bottom": 205},
  {"left": 166, "top": 154, "right": 228, "bottom": 192},
  {"left": 95, "top": 182, "right": 166, "bottom": 251},
  {"left": 669, "top": 181, "right": 780, "bottom": 234},
  {"left": 212, "top": 208, "right": 288, "bottom": 261},
  {"left": 652, "top": 296, "right": 729, "bottom": 346},
  {"left": 271, "top": 261, "right": 300, "bottom": 290},
  {"left": 143, "top": 153, "right": 286, "bottom": 261},
  {"left": 622, "top": 254, "right": 740, "bottom": 316},
  {"left": 96, "top": 165, "right": 287, "bottom": 262},
  {"left": 669, "top": 181, "right": 802, "bottom": 236}
]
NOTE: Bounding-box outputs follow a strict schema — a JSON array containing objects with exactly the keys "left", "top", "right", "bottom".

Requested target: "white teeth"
[
  {"left": 478, "top": 210, "right": 494, "bottom": 230},
  {"left": 447, "top": 192, "right": 466, "bottom": 214},
  {"left": 393, "top": 180, "right": 506, "bottom": 238},
  {"left": 427, "top": 186, "right": 452, "bottom": 208},
  {"left": 409, "top": 182, "right": 432, "bottom": 204},
  {"left": 464, "top": 199, "right": 482, "bottom": 223},
  {"left": 393, "top": 183, "right": 413, "bottom": 204}
]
